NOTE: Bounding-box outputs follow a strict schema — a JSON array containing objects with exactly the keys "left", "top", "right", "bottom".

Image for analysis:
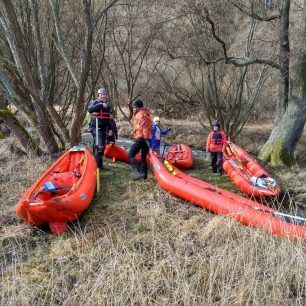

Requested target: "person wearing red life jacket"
[
  {"left": 128, "top": 99, "right": 152, "bottom": 180},
  {"left": 206, "top": 121, "right": 227, "bottom": 175},
  {"left": 88, "top": 88, "right": 116, "bottom": 169}
]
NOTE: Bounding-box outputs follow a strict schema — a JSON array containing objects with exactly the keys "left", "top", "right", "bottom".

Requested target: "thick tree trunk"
[
  {"left": 260, "top": 0, "right": 306, "bottom": 166},
  {"left": 259, "top": 101, "right": 306, "bottom": 165},
  {"left": 0, "top": 109, "right": 43, "bottom": 155}
]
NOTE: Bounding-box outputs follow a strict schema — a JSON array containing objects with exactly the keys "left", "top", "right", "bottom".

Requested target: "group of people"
[
  {"left": 87, "top": 87, "right": 227, "bottom": 180},
  {"left": 87, "top": 88, "right": 170, "bottom": 180}
]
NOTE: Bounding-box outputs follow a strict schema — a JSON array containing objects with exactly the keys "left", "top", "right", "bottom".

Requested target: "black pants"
[
  {"left": 211, "top": 151, "right": 223, "bottom": 174},
  {"left": 92, "top": 128, "right": 107, "bottom": 168},
  {"left": 128, "top": 139, "right": 149, "bottom": 177}
]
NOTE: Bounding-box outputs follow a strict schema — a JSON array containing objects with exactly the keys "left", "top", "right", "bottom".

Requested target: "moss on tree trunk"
[
  {"left": 259, "top": 98, "right": 306, "bottom": 167},
  {"left": 259, "top": 140, "right": 293, "bottom": 166}
]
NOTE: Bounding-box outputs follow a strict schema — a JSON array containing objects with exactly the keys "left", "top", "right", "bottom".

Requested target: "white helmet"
[
  {"left": 98, "top": 88, "right": 108, "bottom": 95},
  {"left": 153, "top": 116, "right": 160, "bottom": 122}
]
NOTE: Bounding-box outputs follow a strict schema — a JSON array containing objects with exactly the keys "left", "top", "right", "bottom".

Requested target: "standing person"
[
  {"left": 88, "top": 87, "right": 116, "bottom": 169},
  {"left": 206, "top": 121, "right": 227, "bottom": 175},
  {"left": 128, "top": 99, "right": 152, "bottom": 180},
  {"left": 151, "top": 116, "right": 170, "bottom": 155}
]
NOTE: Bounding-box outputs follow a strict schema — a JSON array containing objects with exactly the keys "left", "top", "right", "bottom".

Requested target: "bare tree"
[
  {"left": 0, "top": 0, "right": 60, "bottom": 154},
  {"left": 228, "top": 0, "right": 306, "bottom": 165},
  {"left": 49, "top": 0, "right": 119, "bottom": 145},
  {"left": 188, "top": 0, "right": 305, "bottom": 165},
  {"left": 156, "top": 1, "right": 270, "bottom": 139},
  {"left": 259, "top": 0, "right": 306, "bottom": 165},
  {"left": 104, "top": 0, "right": 164, "bottom": 121}
]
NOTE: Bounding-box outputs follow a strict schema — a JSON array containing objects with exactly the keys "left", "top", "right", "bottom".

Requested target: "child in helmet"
[
  {"left": 206, "top": 121, "right": 227, "bottom": 175},
  {"left": 151, "top": 116, "right": 170, "bottom": 155}
]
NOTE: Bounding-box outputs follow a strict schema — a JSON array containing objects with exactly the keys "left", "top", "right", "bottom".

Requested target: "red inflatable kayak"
[
  {"left": 104, "top": 143, "right": 150, "bottom": 165},
  {"left": 164, "top": 143, "right": 193, "bottom": 170},
  {"left": 104, "top": 143, "right": 130, "bottom": 163},
  {"left": 150, "top": 151, "right": 306, "bottom": 240},
  {"left": 222, "top": 141, "right": 281, "bottom": 197},
  {"left": 16, "top": 146, "right": 97, "bottom": 234},
  {"left": 105, "top": 143, "right": 192, "bottom": 170}
]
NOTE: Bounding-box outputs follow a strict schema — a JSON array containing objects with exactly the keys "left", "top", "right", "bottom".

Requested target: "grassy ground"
[{"left": 1, "top": 150, "right": 306, "bottom": 304}]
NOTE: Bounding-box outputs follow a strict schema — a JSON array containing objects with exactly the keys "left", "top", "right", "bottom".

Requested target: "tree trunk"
[
  {"left": 0, "top": 109, "right": 43, "bottom": 155},
  {"left": 2, "top": 0, "right": 60, "bottom": 154},
  {"left": 69, "top": 31, "right": 93, "bottom": 146},
  {"left": 259, "top": 0, "right": 306, "bottom": 166},
  {"left": 259, "top": 101, "right": 306, "bottom": 165},
  {"left": 47, "top": 104, "right": 70, "bottom": 144},
  {"left": 275, "top": 0, "right": 290, "bottom": 122}
]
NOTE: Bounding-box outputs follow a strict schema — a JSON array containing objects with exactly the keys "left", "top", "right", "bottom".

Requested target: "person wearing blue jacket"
[{"left": 151, "top": 117, "right": 170, "bottom": 155}]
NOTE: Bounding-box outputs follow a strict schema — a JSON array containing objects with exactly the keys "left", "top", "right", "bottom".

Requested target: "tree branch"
[
  {"left": 204, "top": 7, "right": 281, "bottom": 70},
  {"left": 232, "top": 2, "right": 280, "bottom": 22}
]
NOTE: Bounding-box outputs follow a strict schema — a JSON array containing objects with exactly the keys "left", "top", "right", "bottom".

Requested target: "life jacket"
[
  {"left": 88, "top": 100, "right": 113, "bottom": 120},
  {"left": 211, "top": 131, "right": 223, "bottom": 145},
  {"left": 91, "top": 110, "right": 112, "bottom": 120},
  {"left": 206, "top": 129, "right": 227, "bottom": 152}
]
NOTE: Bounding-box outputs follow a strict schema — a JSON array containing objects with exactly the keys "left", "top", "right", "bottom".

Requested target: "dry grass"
[{"left": 1, "top": 144, "right": 306, "bottom": 305}]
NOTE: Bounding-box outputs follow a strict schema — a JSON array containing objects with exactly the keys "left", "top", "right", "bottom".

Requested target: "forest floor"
[{"left": 1, "top": 119, "right": 306, "bottom": 305}]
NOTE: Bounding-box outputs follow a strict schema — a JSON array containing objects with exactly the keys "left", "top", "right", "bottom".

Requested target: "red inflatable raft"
[
  {"left": 16, "top": 146, "right": 97, "bottom": 234},
  {"left": 104, "top": 143, "right": 150, "bottom": 165},
  {"left": 164, "top": 143, "right": 193, "bottom": 170},
  {"left": 150, "top": 151, "right": 306, "bottom": 240},
  {"left": 105, "top": 143, "right": 192, "bottom": 170},
  {"left": 222, "top": 141, "right": 281, "bottom": 197}
]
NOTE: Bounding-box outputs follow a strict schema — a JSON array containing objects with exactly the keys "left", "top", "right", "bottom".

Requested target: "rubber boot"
[
  {"left": 133, "top": 172, "right": 146, "bottom": 181},
  {"left": 99, "top": 158, "right": 109, "bottom": 171}
]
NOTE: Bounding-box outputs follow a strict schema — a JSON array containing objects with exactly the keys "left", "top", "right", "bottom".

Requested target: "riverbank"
[
  {"left": 1, "top": 119, "right": 306, "bottom": 304},
  {"left": 1, "top": 152, "right": 306, "bottom": 304}
]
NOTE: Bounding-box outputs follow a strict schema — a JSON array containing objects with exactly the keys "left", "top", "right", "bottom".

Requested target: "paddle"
[
  {"left": 224, "top": 143, "right": 245, "bottom": 170},
  {"left": 95, "top": 118, "right": 100, "bottom": 193},
  {"left": 73, "top": 154, "right": 85, "bottom": 178},
  {"left": 203, "top": 184, "right": 306, "bottom": 225},
  {"left": 161, "top": 142, "right": 168, "bottom": 159}
]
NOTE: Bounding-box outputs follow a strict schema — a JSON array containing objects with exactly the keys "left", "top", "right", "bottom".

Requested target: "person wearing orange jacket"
[
  {"left": 128, "top": 99, "right": 153, "bottom": 180},
  {"left": 206, "top": 121, "right": 227, "bottom": 175}
]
